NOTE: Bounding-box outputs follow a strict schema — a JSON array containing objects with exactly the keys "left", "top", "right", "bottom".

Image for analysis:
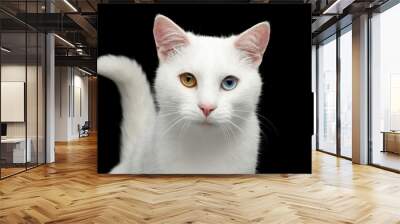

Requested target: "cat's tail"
[{"left": 97, "top": 55, "right": 156, "bottom": 173}]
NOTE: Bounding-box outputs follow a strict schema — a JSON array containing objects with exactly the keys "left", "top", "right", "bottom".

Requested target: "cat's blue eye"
[{"left": 221, "top": 76, "right": 238, "bottom": 91}]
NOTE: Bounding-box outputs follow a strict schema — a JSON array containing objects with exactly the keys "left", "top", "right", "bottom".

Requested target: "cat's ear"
[
  {"left": 234, "top": 22, "right": 270, "bottom": 67},
  {"left": 153, "top": 14, "right": 189, "bottom": 61}
]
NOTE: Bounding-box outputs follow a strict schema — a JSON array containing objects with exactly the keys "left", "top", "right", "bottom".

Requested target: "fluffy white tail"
[{"left": 97, "top": 55, "right": 156, "bottom": 173}]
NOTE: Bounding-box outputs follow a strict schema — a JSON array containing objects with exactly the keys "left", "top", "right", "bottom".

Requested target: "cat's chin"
[{"left": 193, "top": 119, "right": 218, "bottom": 127}]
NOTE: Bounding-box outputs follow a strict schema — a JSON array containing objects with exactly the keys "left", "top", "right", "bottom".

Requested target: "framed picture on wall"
[
  {"left": 97, "top": 3, "right": 312, "bottom": 174},
  {"left": 1, "top": 82, "right": 25, "bottom": 122}
]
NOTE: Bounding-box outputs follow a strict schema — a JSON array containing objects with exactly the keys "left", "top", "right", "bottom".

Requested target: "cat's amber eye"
[{"left": 179, "top": 73, "right": 197, "bottom": 88}]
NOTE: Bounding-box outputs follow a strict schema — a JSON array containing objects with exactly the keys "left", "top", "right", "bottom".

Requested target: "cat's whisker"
[
  {"left": 159, "top": 106, "right": 180, "bottom": 110},
  {"left": 255, "top": 112, "right": 279, "bottom": 136},
  {"left": 161, "top": 117, "right": 185, "bottom": 138},
  {"left": 228, "top": 125, "right": 237, "bottom": 146},
  {"left": 231, "top": 114, "right": 249, "bottom": 122},
  {"left": 233, "top": 110, "right": 258, "bottom": 115},
  {"left": 258, "top": 126, "right": 268, "bottom": 139},
  {"left": 159, "top": 107, "right": 180, "bottom": 112},
  {"left": 227, "top": 120, "right": 251, "bottom": 148},
  {"left": 224, "top": 122, "right": 234, "bottom": 145},
  {"left": 232, "top": 112, "right": 273, "bottom": 139},
  {"left": 177, "top": 120, "right": 188, "bottom": 141},
  {"left": 219, "top": 124, "right": 230, "bottom": 147},
  {"left": 159, "top": 102, "right": 179, "bottom": 106},
  {"left": 231, "top": 109, "right": 250, "bottom": 112},
  {"left": 227, "top": 120, "right": 245, "bottom": 135},
  {"left": 180, "top": 120, "right": 192, "bottom": 144},
  {"left": 232, "top": 110, "right": 279, "bottom": 136},
  {"left": 161, "top": 116, "right": 180, "bottom": 129},
  {"left": 159, "top": 107, "right": 178, "bottom": 111},
  {"left": 158, "top": 111, "right": 180, "bottom": 118},
  {"left": 227, "top": 121, "right": 249, "bottom": 149},
  {"left": 183, "top": 120, "right": 191, "bottom": 136},
  {"left": 159, "top": 109, "right": 179, "bottom": 113},
  {"left": 231, "top": 115, "right": 265, "bottom": 142},
  {"left": 226, "top": 124, "right": 235, "bottom": 147},
  {"left": 158, "top": 102, "right": 180, "bottom": 107},
  {"left": 159, "top": 105, "right": 179, "bottom": 108}
]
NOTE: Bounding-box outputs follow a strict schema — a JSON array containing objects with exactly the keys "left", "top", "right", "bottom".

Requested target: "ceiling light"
[
  {"left": 63, "top": 0, "right": 78, "bottom": 12},
  {"left": 1, "top": 47, "right": 11, "bottom": 53},
  {"left": 78, "top": 67, "right": 92, "bottom": 76},
  {"left": 54, "top": 34, "right": 75, "bottom": 48},
  {"left": 323, "top": 0, "right": 355, "bottom": 15}
]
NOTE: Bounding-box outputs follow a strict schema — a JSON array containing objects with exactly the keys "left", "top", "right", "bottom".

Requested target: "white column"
[
  {"left": 45, "top": 0, "right": 56, "bottom": 163},
  {"left": 46, "top": 32, "right": 55, "bottom": 163},
  {"left": 352, "top": 14, "right": 369, "bottom": 164}
]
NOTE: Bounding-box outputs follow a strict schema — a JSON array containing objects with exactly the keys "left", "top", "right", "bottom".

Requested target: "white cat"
[{"left": 97, "top": 14, "right": 270, "bottom": 174}]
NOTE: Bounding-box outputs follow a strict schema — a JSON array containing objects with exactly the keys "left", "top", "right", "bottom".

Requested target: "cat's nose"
[{"left": 198, "top": 104, "right": 216, "bottom": 117}]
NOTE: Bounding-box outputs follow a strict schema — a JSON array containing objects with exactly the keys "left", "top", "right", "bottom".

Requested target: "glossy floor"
[
  {"left": 372, "top": 150, "right": 400, "bottom": 171},
  {"left": 0, "top": 135, "right": 400, "bottom": 223}
]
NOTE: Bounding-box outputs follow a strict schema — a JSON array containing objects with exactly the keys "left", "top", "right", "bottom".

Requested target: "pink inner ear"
[
  {"left": 234, "top": 22, "right": 270, "bottom": 66},
  {"left": 153, "top": 15, "right": 189, "bottom": 61}
]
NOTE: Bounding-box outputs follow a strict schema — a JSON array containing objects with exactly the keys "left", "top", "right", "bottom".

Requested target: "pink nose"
[{"left": 199, "top": 104, "right": 216, "bottom": 117}]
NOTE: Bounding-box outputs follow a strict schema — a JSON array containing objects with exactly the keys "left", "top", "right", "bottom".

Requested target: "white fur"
[
  {"left": 97, "top": 56, "right": 156, "bottom": 173},
  {"left": 97, "top": 15, "right": 269, "bottom": 174}
]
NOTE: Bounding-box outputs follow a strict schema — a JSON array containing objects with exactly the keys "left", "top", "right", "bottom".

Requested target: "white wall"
[
  {"left": 55, "top": 66, "right": 70, "bottom": 141},
  {"left": 1, "top": 65, "right": 40, "bottom": 137},
  {"left": 1, "top": 65, "right": 28, "bottom": 141},
  {"left": 69, "top": 72, "right": 89, "bottom": 139},
  {"left": 1, "top": 63, "right": 46, "bottom": 164},
  {"left": 77, "top": 71, "right": 89, "bottom": 137},
  {"left": 55, "top": 66, "right": 89, "bottom": 141}
]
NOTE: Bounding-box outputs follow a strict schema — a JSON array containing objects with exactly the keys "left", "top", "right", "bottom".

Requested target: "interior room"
[
  {"left": 1, "top": 28, "right": 46, "bottom": 178},
  {"left": 0, "top": 0, "right": 400, "bottom": 223}
]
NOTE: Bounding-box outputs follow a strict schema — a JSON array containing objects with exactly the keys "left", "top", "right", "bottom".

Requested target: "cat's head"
[{"left": 153, "top": 14, "right": 270, "bottom": 127}]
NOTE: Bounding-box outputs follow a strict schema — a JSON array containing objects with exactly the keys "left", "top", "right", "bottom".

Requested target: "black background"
[{"left": 97, "top": 3, "right": 312, "bottom": 173}]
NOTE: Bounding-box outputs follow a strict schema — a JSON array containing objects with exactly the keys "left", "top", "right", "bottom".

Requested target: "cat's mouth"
[
  {"left": 197, "top": 119, "right": 216, "bottom": 127},
  {"left": 200, "top": 121, "right": 213, "bottom": 126}
]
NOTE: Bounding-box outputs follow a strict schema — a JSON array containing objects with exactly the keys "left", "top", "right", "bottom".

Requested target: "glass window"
[
  {"left": 312, "top": 45, "right": 317, "bottom": 150},
  {"left": 27, "top": 30, "right": 38, "bottom": 169},
  {"left": 318, "top": 36, "right": 337, "bottom": 154},
  {"left": 1, "top": 31, "right": 28, "bottom": 177},
  {"left": 339, "top": 28, "right": 352, "bottom": 158},
  {"left": 0, "top": 2, "right": 46, "bottom": 179},
  {"left": 371, "top": 3, "right": 400, "bottom": 171}
]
